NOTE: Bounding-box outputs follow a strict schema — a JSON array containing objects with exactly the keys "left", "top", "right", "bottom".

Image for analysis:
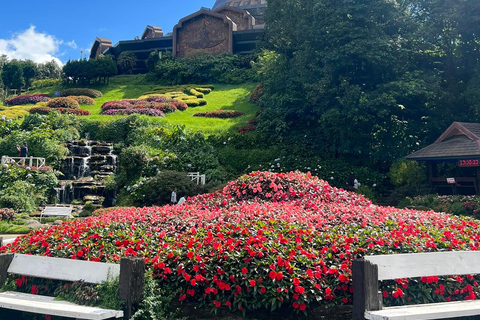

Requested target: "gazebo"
[{"left": 406, "top": 122, "right": 480, "bottom": 195}]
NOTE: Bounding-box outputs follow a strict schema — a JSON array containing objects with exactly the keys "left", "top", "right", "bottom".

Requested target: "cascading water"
[{"left": 56, "top": 140, "right": 117, "bottom": 205}]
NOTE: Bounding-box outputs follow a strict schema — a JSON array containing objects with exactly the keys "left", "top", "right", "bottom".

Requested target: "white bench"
[
  {"left": 40, "top": 206, "right": 73, "bottom": 222},
  {"left": 353, "top": 251, "right": 480, "bottom": 320},
  {"left": 0, "top": 253, "right": 145, "bottom": 319}
]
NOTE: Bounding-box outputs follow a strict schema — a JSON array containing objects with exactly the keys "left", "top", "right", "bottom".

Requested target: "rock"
[
  {"left": 52, "top": 220, "right": 64, "bottom": 225},
  {"left": 26, "top": 220, "right": 40, "bottom": 226}
]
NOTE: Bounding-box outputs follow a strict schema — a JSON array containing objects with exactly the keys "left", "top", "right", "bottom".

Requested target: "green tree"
[
  {"left": 20, "top": 60, "right": 38, "bottom": 88},
  {"left": 117, "top": 51, "right": 137, "bottom": 74},
  {"left": 1, "top": 60, "right": 25, "bottom": 90}
]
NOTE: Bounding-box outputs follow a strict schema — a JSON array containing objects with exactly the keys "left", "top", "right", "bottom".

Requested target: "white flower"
[
  {"left": 187, "top": 164, "right": 192, "bottom": 168},
  {"left": 330, "top": 176, "right": 334, "bottom": 180},
  {"left": 223, "top": 142, "right": 226, "bottom": 145},
  {"left": 142, "top": 178, "right": 147, "bottom": 182},
  {"left": 133, "top": 184, "right": 138, "bottom": 189},
  {"left": 373, "top": 184, "right": 377, "bottom": 187},
  {"left": 174, "top": 156, "right": 178, "bottom": 160},
  {"left": 127, "top": 187, "right": 131, "bottom": 191},
  {"left": 27, "top": 174, "right": 32, "bottom": 178},
  {"left": 26, "top": 167, "right": 31, "bottom": 170}
]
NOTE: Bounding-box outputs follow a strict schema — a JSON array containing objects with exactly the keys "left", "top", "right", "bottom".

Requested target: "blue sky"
[{"left": 0, "top": 0, "right": 214, "bottom": 65}]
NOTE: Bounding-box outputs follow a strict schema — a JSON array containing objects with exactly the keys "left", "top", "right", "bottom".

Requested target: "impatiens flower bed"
[
  {"left": 29, "top": 107, "right": 91, "bottom": 116},
  {"left": 193, "top": 110, "right": 245, "bottom": 119},
  {"left": 100, "top": 97, "right": 187, "bottom": 117},
  {"left": 3, "top": 171, "right": 480, "bottom": 316},
  {"left": 5, "top": 94, "right": 51, "bottom": 106}
]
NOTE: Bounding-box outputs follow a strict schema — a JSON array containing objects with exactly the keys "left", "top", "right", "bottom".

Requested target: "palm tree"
[{"left": 117, "top": 51, "right": 137, "bottom": 74}]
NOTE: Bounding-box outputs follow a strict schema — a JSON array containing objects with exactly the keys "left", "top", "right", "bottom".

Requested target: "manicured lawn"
[{"left": 1, "top": 76, "right": 258, "bottom": 135}]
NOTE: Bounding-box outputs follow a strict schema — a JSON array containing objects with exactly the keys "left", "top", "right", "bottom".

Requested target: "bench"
[
  {"left": 0, "top": 253, "right": 145, "bottom": 319},
  {"left": 40, "top": 206, "right": 73, "bottom": 222},
  {"left": 353, "top": 251, "right": 480, "bottom": 320}
]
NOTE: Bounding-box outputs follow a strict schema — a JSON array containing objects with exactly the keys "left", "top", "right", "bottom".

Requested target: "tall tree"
[
  {"left": 20, "top": 60, "right": 38, "bottom": 88},
  {"left": 117, "top": 51, "right": 137, "bottom": 74},
  {"left": 1, "top": 60, "right": 24, "bottom": 90}
]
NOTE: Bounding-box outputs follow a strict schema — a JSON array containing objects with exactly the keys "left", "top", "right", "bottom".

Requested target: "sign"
[
  {"left": 459, "top": 159, "right": 480, "bottom": 167},
  {"left": 447, "top": 178, "right": 456, "bottom": 184}
]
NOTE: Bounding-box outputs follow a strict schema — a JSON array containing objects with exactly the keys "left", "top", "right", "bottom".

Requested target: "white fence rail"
[
  {"left": 187, "top": 172, "right": 206, "bottom": 185},
  {"left": 1, "top": 156, "right": 46, "bottom": 168}
]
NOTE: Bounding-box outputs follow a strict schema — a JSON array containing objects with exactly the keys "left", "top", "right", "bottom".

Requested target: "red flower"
[
  {"left": 260, "top": 287, "right": 266, "bottom": 294},
  {"left": 269, "top": 270, "right": 277, "bottom": 279},
  {"left": 31, "top": 285, "right": 39, "bottom": 295},
  {"left": 299, "top": 303, "right": 306, "bottom": 311},
  {"left": 276, "top": 272, "right": 284, "bottom": 281},
  {"left": 77, "top": 250, "right": 83, "bottom": 257},
  {"left": 294, "top": 286, "right": 305, "bottom": 294},
  {"left": 179, "top": 294, "right": 186, "bottom": 301},
  {"left": 214, "top": 300, "right": 221, "bottom": 308},
  {"left": 15, "top": 278, "right": 23, "bottom": 287},
  {"left": 187, "top": 252, "right": 194, "bottom": 259},
  {"left": 242, "top": 267, "right": 248, "bottom": 274},
  {"left": 249, "top": 280, "right": 256, "bottom": 287}
]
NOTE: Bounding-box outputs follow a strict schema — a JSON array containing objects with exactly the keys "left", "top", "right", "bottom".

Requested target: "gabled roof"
[
  {"left": 141, "top": 25, "right": 163, "bottom": 40},
  {"left": 406, "top": 122, "right": 480, "bottom": 161}
]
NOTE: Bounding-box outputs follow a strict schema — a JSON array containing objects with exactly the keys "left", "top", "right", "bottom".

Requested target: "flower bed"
[
  {"left": 60, "top": 88, "right": 103, "bottom": 98},
  {"left": 69, "top": 95, "right": 95, "bottom": 105},
  {"left": 402, "top": 194, "right": 480, "bottom": 218},
  {"left": 46, "top": 97, "right": 80, "bottom": 109},
  {"left": 5, "top": 94, "right": 50, "bottom": 106},
  {"left": 29, "top": 107, "right": 90, "bottom": 116},
  {"left": 100, "top": 97, "right": 187, "bottom": 117},
  {"left": 193, "top": 110, "right": 245, "bottom": 118},
  {"left": 3, "top": 171, "right": 480, "bottom": 316},
  {"left": 0, "top": 208, "right": 14, "bottom": 221}
]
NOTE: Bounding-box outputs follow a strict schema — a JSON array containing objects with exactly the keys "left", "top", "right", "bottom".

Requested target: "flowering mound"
[
  {"left": 193, "top": 110, "right": 245, "bottom": 118},
  {"left": 100, "top": 97, "right": 187, "bottom": 117},
  {"left": 29, "top": 107, "right": 91, "bottom": 116},
  {"left": 5, "top": 94, "right": 50, "bottom": 106},
  {"left": 69, "top": 95, "right": 95, "bottom": 105},
  {"left": 189, "top": 171, "right": 370, "bottom": 208},
  {"left": 60, "top": 88, "right": 103, "bottom": 98},
  {"left": 3, "top": 171, "right": 480, "bottom": 315},
  {"left": 46, "top": 97, "right": 80, "bottom": 109}
]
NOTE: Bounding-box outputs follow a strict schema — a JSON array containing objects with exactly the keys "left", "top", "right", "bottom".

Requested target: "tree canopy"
[{"left": 258, "top": 0, "right": 480, "bottom": 160}]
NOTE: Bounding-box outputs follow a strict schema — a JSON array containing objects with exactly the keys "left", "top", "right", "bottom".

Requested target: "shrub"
[
  {"left": 101, "top": 108, "right": 165, "bottom": 117},
  {"left": 188, "top": 88, "right": 204, "bottom": 98},
  {"left": 128, "top": 171, "right": 198, "bottom": 206},
  {"left": 193, "top": 110, "right": 245, "bottom": 118},
  {"left": 185, "top": 99, "right": 207, "bottom": 107},
  {"left": 195, "top": 87, "right": 212, "bottom": 94},
  {"left": 69, "top": 95, "right": 95, "bottom": 105},
  {"left": 46, "top": 97, "right": 80, "bottom": 109},
  {"left": 35, "top": 101, "right": 47, "bottom": 107},
  {"left": 60, "top": 88, "right": 103, "bottom": 98},
  {"left": 5, "top": 94, "right": 50, "bottom": 106},
  {"left": 31, "top": 79, "right": 62, "bottom": 88},
  {"left": 29, "top": 107, "right": 51, "bottom": 115}
]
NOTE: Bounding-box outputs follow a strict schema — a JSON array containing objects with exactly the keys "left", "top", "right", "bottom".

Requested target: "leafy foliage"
[
  {"left": 60, "top": 88, "right": 103, "bottom": 98},
  {"left": 5, "top": 94, "right": 50, "bottom": 106},
  {"left": 46, "top": 97, "right": 80, "bottom": 109},
  {"left": 193, "top": 110, "right": 245, "bottom": 118}
]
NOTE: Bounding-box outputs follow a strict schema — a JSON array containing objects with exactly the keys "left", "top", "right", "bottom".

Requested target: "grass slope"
[{"left": 0, "top": 76, "right": 258, "bottom": 135}]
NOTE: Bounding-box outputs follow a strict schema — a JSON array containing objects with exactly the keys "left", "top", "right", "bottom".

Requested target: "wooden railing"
[
  {"left": 1, "top": 156, "right": 46, "bottom": 168},
  {"left": 188, "top": 172, "right": 206, "bottom": 185}
]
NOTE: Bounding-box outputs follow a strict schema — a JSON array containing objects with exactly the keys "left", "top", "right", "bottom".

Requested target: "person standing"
[
  {"left": 16, "top": 142, "right": 28, "bottom": 165},
  {"left": 171, "top": 188, "right": 177, "bottom": 204}
]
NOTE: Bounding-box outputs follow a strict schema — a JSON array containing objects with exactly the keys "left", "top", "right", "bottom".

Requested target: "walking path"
[{"left": 0, "top": 234, "right": 23, "bottom": 245}]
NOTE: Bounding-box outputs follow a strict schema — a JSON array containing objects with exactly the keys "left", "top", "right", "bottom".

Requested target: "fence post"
[{"left": 119, "top": 257, "right": 145, "bottom": 319}]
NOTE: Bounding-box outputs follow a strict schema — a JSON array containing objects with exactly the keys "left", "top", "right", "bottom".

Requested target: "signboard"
[
  {"left": 459, "top": 159, "right": 480, "bottom": 167},
  {"left": 447, "top": 178, "right": 456, "bottom": 184}
]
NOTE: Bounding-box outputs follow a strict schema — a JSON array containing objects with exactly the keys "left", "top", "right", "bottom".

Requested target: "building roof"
[
  {"left": 213, "top": 0, "right": 267, "bottom": 9},
  {"left": 406, "top": 122, "right": 480, "bottom": 161}
]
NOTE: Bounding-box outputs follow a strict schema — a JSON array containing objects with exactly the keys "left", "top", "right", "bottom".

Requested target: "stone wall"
[{"left": 174, "top": 13, "right": 235, "bottom": 58}]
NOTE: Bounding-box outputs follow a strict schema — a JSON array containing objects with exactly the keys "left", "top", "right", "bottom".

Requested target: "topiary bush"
[
  {"left": 60, "top": 88, "right": 103, "bottom": 98},
  {"left": 69, "top": 95, "right": 95, "bottom": 105},
  {"left": 5, "top": 94, "right": 51, "bottom": 106},
  {"left": 127, "top": 170, "right": 198, "bottom": 206},
  {"left": 29, "top": 107, "right": 91, "bottom": 116},
  {"left": 188, "top": 88, "right": 204, "bottom": 98},
  {"left": 46, "top": 97, "right": 80, "bottom": 109}
]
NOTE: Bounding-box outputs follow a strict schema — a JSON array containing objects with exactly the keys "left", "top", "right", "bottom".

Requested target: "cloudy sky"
[{"left": 0, "top": 0, "right": 214, "bottom": 65}]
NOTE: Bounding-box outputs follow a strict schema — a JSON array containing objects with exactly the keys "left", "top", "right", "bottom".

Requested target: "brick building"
[{"left": 89, "top": 0, "right": 267, "bottom": 73}]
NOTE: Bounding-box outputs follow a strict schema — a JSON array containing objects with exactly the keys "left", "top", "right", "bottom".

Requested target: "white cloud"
[
  {"left": 0, "top": 26, "right": 64, "bottom": 66},
  {"left": 66, "top": 40, "right": 77, "bottom": 49}
]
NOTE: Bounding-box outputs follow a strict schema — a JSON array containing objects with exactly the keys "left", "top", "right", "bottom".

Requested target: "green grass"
[{"left": 5, "top": 75, "right": 258, "bottom": 135}]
